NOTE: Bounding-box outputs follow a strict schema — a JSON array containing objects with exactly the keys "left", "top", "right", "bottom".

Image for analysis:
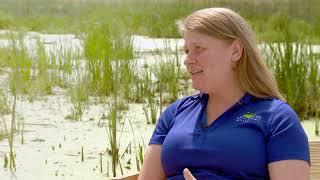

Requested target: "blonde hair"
[{"left": 178, "top": 8, "right": 285, "bottom": 101}]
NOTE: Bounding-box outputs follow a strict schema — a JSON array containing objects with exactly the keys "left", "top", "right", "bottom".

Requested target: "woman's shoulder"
[
  {"left": 251, "top": 96, "right": 299, "bottom": 124},
  {"left": 248, "top": 95, "right": 303, "bottom": 139},
  {"left": 164, "top": 92, "right": 203, "bottom": 115},
  {"left": 251, "top": 95, "right": 289, "bottom": 112}
]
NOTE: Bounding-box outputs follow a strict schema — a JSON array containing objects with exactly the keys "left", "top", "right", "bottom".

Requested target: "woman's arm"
[
  {"left": 138, "top": 145, "right": 166, "bottom": 180},
  {"left": 268, "top": 160, "right": 310, "bottom": 180}
]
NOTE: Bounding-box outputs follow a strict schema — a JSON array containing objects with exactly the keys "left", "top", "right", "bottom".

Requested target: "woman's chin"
[{"left": 191, "top": 83, "right": 206, "bottom": 93}]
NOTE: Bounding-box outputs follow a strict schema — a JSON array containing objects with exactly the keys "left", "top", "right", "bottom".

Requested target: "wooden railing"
[
  {"left": 110, "top": 140, "right": 320, "bottom": 180},
  {"left": 310, "top": 140, "right": 320, "bottom": 179}
]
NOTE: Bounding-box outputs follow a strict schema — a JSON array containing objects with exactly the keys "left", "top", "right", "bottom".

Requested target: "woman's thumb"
[{"left": 183, "top": 168, "right": 196, "bottom": 180}]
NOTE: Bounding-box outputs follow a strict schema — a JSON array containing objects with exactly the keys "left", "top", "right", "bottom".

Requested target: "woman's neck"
[
  {"left": 207, "top": 88, "right": 245, "bottom": 107},
  {"left": 205, "top": 83, "right": 245, "bottom": 125}
]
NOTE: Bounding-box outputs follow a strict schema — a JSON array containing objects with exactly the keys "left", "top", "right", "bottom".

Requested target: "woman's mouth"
[{"left": 190, "top": 69, "right": 204, "bottom": 76}]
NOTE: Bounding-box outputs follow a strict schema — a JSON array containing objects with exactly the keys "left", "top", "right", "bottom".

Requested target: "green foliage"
[
  {"left": 68, "top": 73, "right": 90, "bottom": 121},
  {"left": 153, "top": 57, "right": 181, "bottom": 104},
  {"left": 265, "top": 31, "right": 320, "bottom": 118},
  {"left": 83, "top": 22, "right": 134, "bottom": 96},
  {"left": 0, "top": 90, "right": 10, "bottom": 115},
  {"left": 6, "top": 33, "right": 32, "bottom": 95},
  {"left": 141, "top": 66, "right": 158, "bottom": 124},
  {"left": 107, "top": 98, "right": 120, "bottom": 177},
  {"left": 1, "top": 0, "right": 320, "bottom": 42},
  {"left": 0, "top": 17, "right": 12, "bottom": 29},
  {"left": 30, "top": 38, "right": 52, "bottom": 95}
]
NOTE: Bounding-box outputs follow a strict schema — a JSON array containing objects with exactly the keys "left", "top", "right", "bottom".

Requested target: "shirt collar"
[
  {"left": 193, "top": 92, "right": 254, "bottom": 105},
  {"left": 238, "top": 92, "right": 254, "bottom": 105}
]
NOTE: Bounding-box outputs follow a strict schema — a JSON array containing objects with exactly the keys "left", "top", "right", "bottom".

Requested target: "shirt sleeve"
[
  {"left": 148, "top": 102, "right": 178, "bottom": 145},
  {"left": 267, "top": 103, "right": 310, "bottom": 164}
]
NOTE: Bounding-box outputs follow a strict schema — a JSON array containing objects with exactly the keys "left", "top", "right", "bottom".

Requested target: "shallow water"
[{"left": 0, "top": 88, "right": 155, "bottom": 179}]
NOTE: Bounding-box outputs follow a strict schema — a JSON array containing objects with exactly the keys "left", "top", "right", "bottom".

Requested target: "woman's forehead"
[
  {"left": 184, "top": 31, "right": 210, "bottom": 44},
  {"left": 184, "top": 33, "right": 228, "bottom": 48}
]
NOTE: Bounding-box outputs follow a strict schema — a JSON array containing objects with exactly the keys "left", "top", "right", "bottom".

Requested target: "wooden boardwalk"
[{"left": 310, "top": 140, "right": 320, "bottom": 180}]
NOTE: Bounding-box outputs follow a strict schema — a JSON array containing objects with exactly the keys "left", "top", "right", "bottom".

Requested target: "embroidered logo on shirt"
[
  {"left": 243, "top": 112, "right": 255, "bottom": 119},
  {"left": 236, "top": 112, "right": 261, "bottom": 122}
]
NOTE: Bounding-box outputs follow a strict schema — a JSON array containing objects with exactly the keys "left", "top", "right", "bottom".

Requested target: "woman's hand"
[{"left": 183, "top": 168, "right": 196, "bottom": 180}]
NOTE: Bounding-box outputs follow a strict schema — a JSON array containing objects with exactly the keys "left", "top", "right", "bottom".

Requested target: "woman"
[{"left": 139, "top": 8, "right": 310, "bottom": 180}]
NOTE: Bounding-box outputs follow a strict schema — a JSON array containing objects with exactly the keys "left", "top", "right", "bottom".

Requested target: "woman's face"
[{"left": 183, "top": 30, "right": 236, "bottom": 93}]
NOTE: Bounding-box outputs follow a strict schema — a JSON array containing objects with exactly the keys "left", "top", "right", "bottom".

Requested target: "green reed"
[
  {"left": 83, "top": 22, "right": 134, "bottom": 96},
  {"left": 7, "top": 33, "right": 32, "bottom": 95},
  {"left": 68, "top": 73, "right": 90, "bottom": 121},
  {"left": 81, "top": 145, "right": 84, "bottom": 162},
  {"left": 127, "top": 114, "right": 144, "bottom": 171},
  {"left": 0, "top": 90, "right": 11, "bottom": 169},
  {"left": 3, "top": 153, "right": 8, "bottom": 168},
  {"left": 82, "top": 21, "right": 137, "bottom": 176},
  {"left": 107, "top": 95, "right": 120, "bottom": 177},
  {"left": 28, "top": 38, "right": 52, "bottom": 95},
  {"left": 51, "top": 45, "right": 77, "bottom": 88},
  {"left": 118, "top": 59, "right": 136, "bottom": 102},
  {"left": 0, "top": 90, "right": 10, "bottom": 116},
  {"left": 105, "top": 60, "right": 133, "bottom": 177},
  {"left": 141, "top": 65, "right": 158, "bottom": 124},
  {"left": 316, "top": 117, "right": 320, "bottom": 136},
  {"left": 136, "top": 144, "right": 144, "bottom": 171},
  {"left": 4, "top": 33, "right": 35, "bottom": 171},
  {"left": 265, "top": 26, "right": 319, "bottom": 119},
  {"left": 152, "top": 40, "right": 182, "bottom": 104}
]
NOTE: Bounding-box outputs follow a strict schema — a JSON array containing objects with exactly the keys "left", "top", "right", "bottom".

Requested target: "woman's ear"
[{"left": 231, "top": 39, "right": 243, "bottom": 62}]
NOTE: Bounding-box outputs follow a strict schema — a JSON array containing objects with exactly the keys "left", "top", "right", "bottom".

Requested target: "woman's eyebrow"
[{"left": 185, "top": 42, "right": 204, "bottom": 47}]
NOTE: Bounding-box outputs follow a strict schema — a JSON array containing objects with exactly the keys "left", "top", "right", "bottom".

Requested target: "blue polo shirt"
[{"left": 149, "top": 93, "right": 310, "bottom": 180}]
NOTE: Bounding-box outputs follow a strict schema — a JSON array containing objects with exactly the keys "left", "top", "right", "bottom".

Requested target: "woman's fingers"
[{"left": 183, "top": 168, "right": 196, "bottom": 180}]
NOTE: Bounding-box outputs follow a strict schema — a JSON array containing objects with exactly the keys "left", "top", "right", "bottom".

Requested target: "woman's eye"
[
  {"left": 184, "top": 49, "right": 189, "bottom": 54},
  {"left": 195, "top": 46, "right": 203, "bottom": 51}
]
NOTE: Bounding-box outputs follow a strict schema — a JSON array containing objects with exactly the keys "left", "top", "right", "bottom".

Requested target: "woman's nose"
[{"left": 184, "top": 53, "right": 196, "bottom": 66}]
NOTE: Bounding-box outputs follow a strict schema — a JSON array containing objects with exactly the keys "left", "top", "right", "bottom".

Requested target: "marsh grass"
[
  {"left": 68, "top": 73, "right": 90, "bottom": 121},
  {"left": 29, "top": 38, "right": 53, "bottom": 95},
  {"left": 107, "top": 95, "right": 120, "bottom": 177},
  {"left": 0, "top": 90, "right": 10, "bottom": 115},
  {"left": 83, "top": 24, "right": 113, "bottom": 95},
  {"left": 1, "top": 0, "right": 320, "bottom": 42},
  {"left": 127, "top": 118, "right": 144, "bottom": 171},
  {"left": 1, "top": 33, "right": 35, "bottom": 171},
  {"left": 0, "top": 90, "right": 14, "bottom": 169},
  {"left": 16, "top": 116, "right": 25, "bottom": 145},
  {"left": 131, "top": 77, "right": 145, "bottom": 103},
  {"left": 105, "top": 61, "right": 131, "bottom": 177},
  {"left": 1, "top": 95, "right": 17, "bottom": 171},
  {"left": 7, "top": 33, "right": 32, "bottom": 95},
  {"left": 316, "top": 118, "right": 320, "bottom": 136},
  {"left": 3, "top": 153, "right": 8, "bottom": 168},
  {"left": 265, "top": 27, "right": 320, "bottom": 119},
  {"left": 52, "top": 45, "right": 78, "bottom": 88},
  {"left": 119, "top": 59, "right": 136, "bottom": 101},
  {"left": 136, "top": 144, "right": 144, "bottom": 171},
  {"left": 141, "top": 66, "right": 158, "bottom": 124},
  {"left": 81, "top": 145, "right": 84, "bottom": 162},
  {"left": 153, "top": 40, "right": 182, "bottom": 104},
  {"left": 83, "top": 22, "right": 134, "bottom": 96},
  {"left": 307, "top": 52, "right": 320, "bottom": 119}
]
